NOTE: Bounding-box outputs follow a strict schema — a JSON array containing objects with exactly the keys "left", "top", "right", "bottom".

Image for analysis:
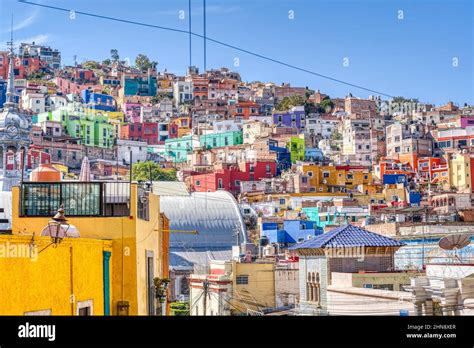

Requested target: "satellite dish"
[{"left": 438, "top": 233, "right": 470, "bottom": 250}]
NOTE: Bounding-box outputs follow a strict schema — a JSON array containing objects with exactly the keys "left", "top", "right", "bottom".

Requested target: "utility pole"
[{"left": 202, "top": 279, "right": 209, "bottom": 316}]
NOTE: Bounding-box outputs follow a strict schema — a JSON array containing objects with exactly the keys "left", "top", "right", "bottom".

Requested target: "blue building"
[
  {"left": 409, "top": 191, "right": 422, "bottom": 206},
  {"left": 81, "top": 89, "right": 116, "bottom": 112},
  {"left": 383, "top": 174, "right": 407, "bottom": 186},
  {"left": 305, "top": 148, "right": 324, "bottom": 162},
  {"left": 268, "top": 139, "right": 291, "bottom": 176},
  {"left": 262, "top": 220, "right": 323, "bottom": 245},
  {"left": 0, "top": 79, "right": 6, "bottom": 108}
]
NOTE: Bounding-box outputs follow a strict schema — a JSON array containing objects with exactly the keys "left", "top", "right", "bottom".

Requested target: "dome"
[{"left": 0, "top": 108, "right": 30, "bottom": 131}]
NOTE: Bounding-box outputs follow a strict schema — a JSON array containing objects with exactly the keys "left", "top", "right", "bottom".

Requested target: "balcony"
[{"left": 20, "top": 182, "right": 130, "bottom": 217}]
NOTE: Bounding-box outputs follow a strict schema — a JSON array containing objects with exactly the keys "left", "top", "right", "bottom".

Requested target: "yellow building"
[
  {"left": 9, "top": 182, "right": 169, "bottom": 316},
  {"left": 449, "top": 152, "right": 473, "bottom": 193},
  {"left": 230, "top": 261, "right": 276, "bottom": 312},
  {"left": 0, "top": 234, "right": 112, "bottom": 315},
  {"left": 301, "top": 164, "right": 372, "bottom": 192},
  {"left": 189, "top": 260, "right": 276, "bottom": 315}
]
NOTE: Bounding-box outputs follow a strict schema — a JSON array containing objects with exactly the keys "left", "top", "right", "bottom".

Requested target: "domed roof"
[{"left": 0, "top": 108, "right": 30, "bottom": 131}]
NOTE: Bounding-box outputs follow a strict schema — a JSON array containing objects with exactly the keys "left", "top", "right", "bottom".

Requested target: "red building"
[
  {"left": 417, "top": 157, "right": 446, "bottom": 182},
  {"left": 230, "top": 101, "right": 259, "bottom": 120},
  {"left": 120, "top": 122, "right": 159, "bottom": 145},
  {"left": 187, "top": 161, "right": 277, "bottom": 194},
  {"left": 0, "top": 51, "right": 44, "bottom": 79}
]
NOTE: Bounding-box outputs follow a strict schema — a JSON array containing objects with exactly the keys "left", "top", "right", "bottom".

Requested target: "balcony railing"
[{"left": 20, "top": 182, "right": 130, "bottom": 217}]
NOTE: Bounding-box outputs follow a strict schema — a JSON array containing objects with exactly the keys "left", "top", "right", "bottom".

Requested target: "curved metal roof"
[{"left": 160, "top": 190, "right": 247, "bottom": 253}]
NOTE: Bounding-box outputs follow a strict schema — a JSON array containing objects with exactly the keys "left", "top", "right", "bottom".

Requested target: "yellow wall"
[
  {"left": 135, "top": 191, "right": 164, "bottom": 315},
  {"left": 301, "top": 165, "right": 372, "bottom": 191},
  {"left": 0, "top": 235, "right": 112, "bottom": 315},
  {"left": 230, "top": 261, "right": 275, "bottom": 312},
  {"left": 10, "top": 184, "right": 166, "bottom": 316},
  {"left": 449, "top": 154, "right": 471, "bottom": 192}
]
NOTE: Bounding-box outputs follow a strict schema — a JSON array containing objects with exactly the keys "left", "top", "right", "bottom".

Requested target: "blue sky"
[{"left": 1, "top": 0, "right": 472, "bottom": 105}]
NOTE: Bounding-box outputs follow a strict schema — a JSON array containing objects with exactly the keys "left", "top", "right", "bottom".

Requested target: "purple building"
[{"left": 272, "top": 107, "right": 305, "bottom": 130}]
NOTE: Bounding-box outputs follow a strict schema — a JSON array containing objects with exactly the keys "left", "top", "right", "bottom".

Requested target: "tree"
[
  {"left": 135, "top": 54, "right": 158, "bottom": 72},
  {"left": 102, "top": 58, "right": 111, "bottom": 66},
  {"left": 132, "top": 161, "right": 177, "bottom": 181},
  {"left": 82, "top": 60, "right": 100, "bottom": 70},
  {"left": 392, "top": 96, "right": 419, "bottom": 104},
  {"left": 320, "top": 97, "right": 334, "bottom": 113},
  {"left": 275, "top": 95, "right": 306, "bottom": 111},
  {"left": 110, "top": 49, "right": 120, "bottom": 63}
]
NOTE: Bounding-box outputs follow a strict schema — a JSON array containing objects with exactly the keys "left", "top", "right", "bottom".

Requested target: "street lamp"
[
  {"left": 154, "top": 277, "right": 170, "bottom": 316},
  {"left": 46, "top": 205, "right": 70, "bottom": 246}
]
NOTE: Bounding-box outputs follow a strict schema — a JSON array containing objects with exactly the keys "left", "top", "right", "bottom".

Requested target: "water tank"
[{"left": 30, "top": 164, "right": 61, "bottom": 182}]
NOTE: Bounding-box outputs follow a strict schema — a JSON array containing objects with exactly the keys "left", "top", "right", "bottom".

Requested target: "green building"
[
  {"left": 288, "top": 136, "right": 305, "bottom": 163},
  {"left": 199, "top": 130, "right": 243, "bottom": 150},
  {"left": 164, "top": 135, "right": 198, "bottom": 163},
  {"left": 36, "top": 107, "right": 115, "bottom": 148},
  {"left": 123, "top": 75, "right": 157, "bottom": 96}
]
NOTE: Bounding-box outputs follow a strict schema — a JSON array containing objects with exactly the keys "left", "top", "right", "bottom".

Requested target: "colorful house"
[
  {"left": 261, "top": 220, "right": 323, "bottom": 245},
  {"left": 288, "top": 135, "right": 305, "bottom": 163},
  {"left": 188, "top": 161, "right": 277, "bottom": 194},
  {"left": 164, "top": 135, "right": 200, "bottom": 163},
  {"left": 273, "top": 107, "right": 305, "bottom": 130},
  {"left": 200, "top": 130, "right": 243, "bottom": 149},
  {"left": 37, "top": 108, "right": 115, "bottom": 149}
]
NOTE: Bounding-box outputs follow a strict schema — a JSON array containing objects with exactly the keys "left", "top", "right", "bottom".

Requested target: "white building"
[
  {"left": 117, "top": 139, "right": 148, "bottom": 165},
  {"left": 212, "top": 119, "right": 243, "bottom": 134},
  {"left": 21, "top": 88, "right": 46, "bottom": 113},
  {"left": 173, "top": 80, "right": 193, "bottom": 108}
]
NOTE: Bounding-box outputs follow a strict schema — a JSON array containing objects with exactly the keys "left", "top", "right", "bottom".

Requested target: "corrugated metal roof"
[
  {"left": 169, "top": 248, "right": 233, "bottom": 270},
  {"left": 290, "top": 224, "right": 404, "bottom": 250},
  {"left": 160, "top": 191, "right": 247, "bottom": 267}
]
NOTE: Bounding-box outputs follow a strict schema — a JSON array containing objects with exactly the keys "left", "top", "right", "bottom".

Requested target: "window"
[
  {"left": 218, "top": 178, "right": 223, "bottom": 189},
  {"left": 266, "top": 164, "right": 271, "bottom": 173},
  {"left": 76, "top": 300, "right": 93, "bottom": 316},
  {"left": 323, "top": 172, "right": 329, "bottom": 178},
  {"left": 236, "top": 275, "right": 249, "bottom": 285},
  {"left": 279, "top": 198, "right": 286, "bottom": 205},
  {"left": 195, "top": 180, "right": 201, "bottom": 186}
]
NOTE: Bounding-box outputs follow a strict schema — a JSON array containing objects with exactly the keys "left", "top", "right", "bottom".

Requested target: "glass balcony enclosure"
[{"left": 20, "top": 182, "right": 130, "bottom": 217}]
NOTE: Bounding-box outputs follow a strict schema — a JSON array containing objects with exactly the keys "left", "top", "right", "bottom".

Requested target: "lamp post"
[
  {"left": 154, "top": 277, "right": 170, "bottom": 316},
  {"left": 47, "top": 205, "right": 70, "bottom": 246}
]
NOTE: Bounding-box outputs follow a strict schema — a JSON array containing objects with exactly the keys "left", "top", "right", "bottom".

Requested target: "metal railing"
[{"left": 20, "top": 182, "right": 130, "bottom": 217}]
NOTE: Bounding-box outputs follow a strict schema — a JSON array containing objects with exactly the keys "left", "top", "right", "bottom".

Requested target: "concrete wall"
[
  {"left": 275, "top": 268, "right": 299, "bottom": 307},
  {"left": 331, "top": 272, "right": 411, "bottom": 291}
]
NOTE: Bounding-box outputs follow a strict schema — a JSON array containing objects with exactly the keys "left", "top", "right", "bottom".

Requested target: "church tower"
[{"left": 0, "top": 23, "right": 32, "bottom": 191}]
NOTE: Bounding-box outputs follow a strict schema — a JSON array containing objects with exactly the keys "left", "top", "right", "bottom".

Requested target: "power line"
[
  {"left": 188, "top": 0, "right": 192, "bottom": 68},
  {"left": 18, "top": 0, "right": 396, "bottom": 98}
]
